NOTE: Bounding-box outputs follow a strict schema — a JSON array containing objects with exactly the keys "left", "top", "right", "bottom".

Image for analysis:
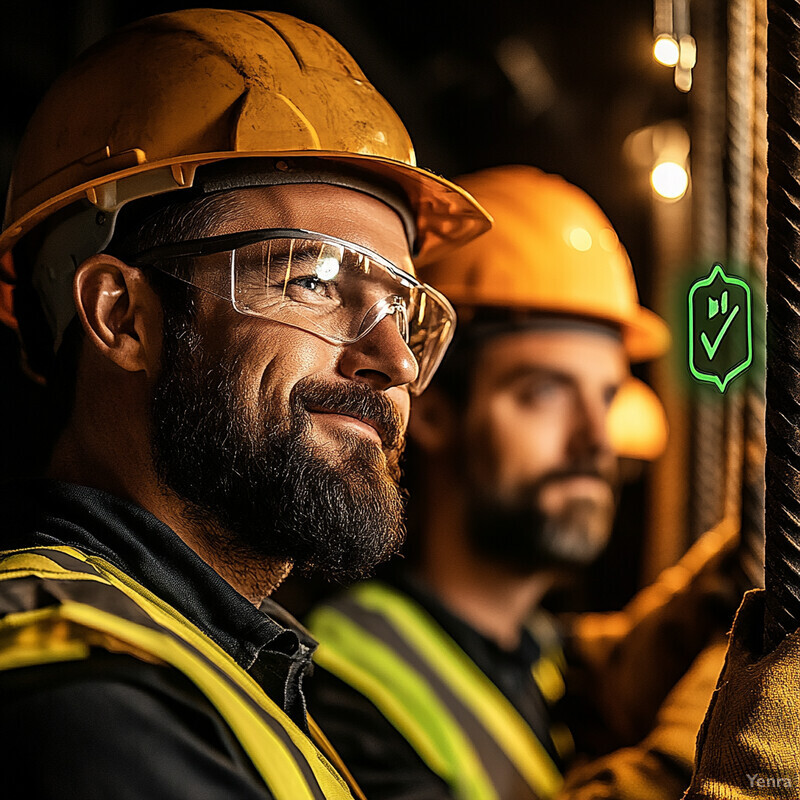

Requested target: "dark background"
[{"left": 0, "top": 0, "right": 690, "bottom": 611}]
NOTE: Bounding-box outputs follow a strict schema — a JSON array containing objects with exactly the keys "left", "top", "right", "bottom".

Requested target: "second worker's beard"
[
  {"left": 465, "top": 469, "right": 617, "bottom": 575},
  {"left": 149, "top": 319, "right": 408, "bottom": 585}
]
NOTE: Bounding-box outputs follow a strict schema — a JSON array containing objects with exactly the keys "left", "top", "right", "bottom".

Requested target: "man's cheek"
[
  {"left": 489, "top": 432, "right": 546, "bottom": 495},
  {"left": 391, "top": 388, "right": 412, "bottom": 432}
]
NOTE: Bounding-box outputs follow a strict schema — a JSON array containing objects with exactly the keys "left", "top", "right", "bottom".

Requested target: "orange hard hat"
[
  {"left": 0, "top": 9, "right": 491, "bottom": 342},
  {"left": 607, "top": 377, "right": 669, "bottom": 461},
  {"left": 417, "top": 165, "right": 669, "bottom": 361}
]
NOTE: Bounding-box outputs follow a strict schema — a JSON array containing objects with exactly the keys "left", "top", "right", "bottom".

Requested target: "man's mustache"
[
  {"left": 527, "top": 464, "right": 617, "bottom": 498},
  {"left": 290, "top": 377, "right": 405, "bottom": 451}
]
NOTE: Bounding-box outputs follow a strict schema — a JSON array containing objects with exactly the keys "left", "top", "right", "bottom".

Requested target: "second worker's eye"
[{"left": 513, "top": 377, "right": 565, "bottom": 408}]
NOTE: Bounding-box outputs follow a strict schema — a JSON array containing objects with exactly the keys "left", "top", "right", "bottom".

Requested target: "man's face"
[
  {"left": 460, "top": 327, "right": 628, "bottom": 573},
  {"left": 149, "top": 184, "right": 416, "bottom": 582}
]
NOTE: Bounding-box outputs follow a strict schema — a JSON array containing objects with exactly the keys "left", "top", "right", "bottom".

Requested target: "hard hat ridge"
[
  {"left": 417, "top": 165, "right": 669, "bottom": 362},
  {"left": 2, "top": 8, "right": 490, "bottom": 260}
]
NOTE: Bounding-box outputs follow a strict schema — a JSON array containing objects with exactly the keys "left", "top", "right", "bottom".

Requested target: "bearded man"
[{"left": 0, "top": 9, "right": 491, "bottom": 799}]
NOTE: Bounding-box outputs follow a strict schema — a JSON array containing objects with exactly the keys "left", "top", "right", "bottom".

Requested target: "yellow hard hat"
[
  {"left": 1, "top": 8, "right": 490, "bottom": 279},
  {"left": 607, "top": 377, "right": 669, "bottom": 461},
  {"left": 417, "top": 165, "right": 669, "bottom": 361}
]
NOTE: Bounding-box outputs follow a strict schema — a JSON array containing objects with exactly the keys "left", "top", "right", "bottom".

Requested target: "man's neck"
[
  {"left": 420, "top": 555, "right": 554, "bottom": 651},
  {"left": 417, "top": 475, "right": 555, "bottom": 650},
  {"left": 139, "top": 490, "right": 294, "bottom": 605},
  {"left": 48, "top": 421, "right": 290, "bottom": 606}
]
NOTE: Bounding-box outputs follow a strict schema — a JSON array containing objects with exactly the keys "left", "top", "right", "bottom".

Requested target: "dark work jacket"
[{"left": 0, "top": 479, "right": 318, "bottom": 800}]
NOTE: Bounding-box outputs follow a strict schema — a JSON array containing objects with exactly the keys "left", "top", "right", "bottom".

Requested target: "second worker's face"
[
  {"left": 461, "top": 327, "right": 628, "bottom": 572},
  {"left": 149, "top": 183, "right": 417, "bottom": 581}
]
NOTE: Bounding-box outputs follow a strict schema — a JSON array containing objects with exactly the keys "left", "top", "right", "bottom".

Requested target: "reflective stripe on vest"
[
  {"left": 0, "top": 546, "right": 356, "bottom": 800},
  {"left": 308, "top": 581, "right": 564, "bottom": 800}
]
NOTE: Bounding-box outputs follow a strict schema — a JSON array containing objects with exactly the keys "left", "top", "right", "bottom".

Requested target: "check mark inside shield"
[{"left": 700, "top": 302, "right": 740, "bottom": 360}]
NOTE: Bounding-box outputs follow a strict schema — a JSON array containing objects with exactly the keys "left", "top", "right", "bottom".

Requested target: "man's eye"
[
  {"left": 290, "top": 276, "right": 327, "bottom": 293},
  {"left": 515, "top": 380, "right": 560, "bottom": 406},
  {"left": 280, "top": 275, "right": 341, "bottom": 305}
]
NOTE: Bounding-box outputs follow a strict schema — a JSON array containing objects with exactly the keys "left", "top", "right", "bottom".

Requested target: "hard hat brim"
[
  {"left": 0, "top": 150, "right": 492, "bottom": 280},
  {"left": 624, "top": 305, "right": 671, "bottom": 362},
  {"left": 608, "top": 376, "right": 669, "bottom": 461},
  {"left": 438, "top": 295, "right": 671, "bottom": 363}
]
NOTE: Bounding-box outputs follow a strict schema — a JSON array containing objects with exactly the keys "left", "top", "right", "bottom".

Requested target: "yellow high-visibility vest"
[
  {"left": 0, "top": 545, "right": 361, "bottom": 800},
  {"left": 308, "top": 580, "right": 566, "bottom": 800}
]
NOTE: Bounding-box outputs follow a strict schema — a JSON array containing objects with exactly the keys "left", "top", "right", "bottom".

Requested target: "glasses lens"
[
  {"left": 232, "top": 238, "right": 402, "bottom": 342},
  {"left": 171, "top": 233, "right": 454, "bottom": 394},
  {"left": 406, "top": 285, "right": 456, "bottom": 393}
]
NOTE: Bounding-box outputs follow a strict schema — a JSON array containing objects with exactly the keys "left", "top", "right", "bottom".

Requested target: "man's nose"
[
  {"left": 338, "top": 312, "right": 419, "bottom": 391},
  {"left": 568, "top": 393, "right": 614, "bottom": 461}
]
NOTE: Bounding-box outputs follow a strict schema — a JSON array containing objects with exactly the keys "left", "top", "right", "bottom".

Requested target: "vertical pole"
[{"left": 763, "top": 0, "right": 800, "bottom": 647}]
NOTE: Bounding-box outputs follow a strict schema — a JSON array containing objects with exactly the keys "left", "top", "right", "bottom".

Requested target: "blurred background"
[{"left": 0, "top": 0, "right": 765, "bottom": 611}]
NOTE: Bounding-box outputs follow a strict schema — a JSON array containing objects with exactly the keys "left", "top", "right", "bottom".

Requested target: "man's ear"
[
  {"left": 409, "top": 386, "right": 458, "bottom": 454},
  {"left": 73, "top": 254, "right": 161, "bottom": 374}
]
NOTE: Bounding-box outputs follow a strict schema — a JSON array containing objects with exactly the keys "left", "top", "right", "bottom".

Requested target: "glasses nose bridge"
[
  {"left": 356, "top": 295, "right": 410, "bottom": 342},
  {"left": 390, "top": 297, "right": 410, "bottom": 341}
]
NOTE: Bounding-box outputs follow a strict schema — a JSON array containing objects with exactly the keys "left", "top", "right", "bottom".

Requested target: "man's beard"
[
  {"left": 465, "top": 468, "right": 617, "bottom": 574},
  {"left": 149, "top": 317, "right": 408, "bottom": 585}
]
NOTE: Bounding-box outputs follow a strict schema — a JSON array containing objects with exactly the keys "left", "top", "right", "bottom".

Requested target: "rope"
[
  {"left": 738, "top": 0, "right": 768, "bottom": 591},
  {"left": 690, "top": 0, "right": 728, "bottom": 541},
  {"left": 728, "top": 0, "right": 755, "bottom": 267},
  {"left": 725, "top": 0, "right": 755, "bottom": 537},
  {"left": 763, "top": 0, "right": 800, "bottom": 648}
]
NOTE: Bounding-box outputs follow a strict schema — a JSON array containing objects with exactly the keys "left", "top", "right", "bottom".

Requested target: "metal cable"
[{"left": 763, "top": 0, "right": 800, "bottom": 648}]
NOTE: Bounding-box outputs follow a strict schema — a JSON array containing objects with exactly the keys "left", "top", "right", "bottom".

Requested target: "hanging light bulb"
[
  {"left": 652, "top": 0, "right": 695, "bottom": 92},
  {"left": 651, "top": 161, "right": 689, "bottom": 200},
  {"left": 654, "top": 34, "right": 680, "bottom": 67}
]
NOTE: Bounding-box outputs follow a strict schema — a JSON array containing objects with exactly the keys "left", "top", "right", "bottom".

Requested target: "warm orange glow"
[
  {"left": 0, "top": 251, "right": 18, "bottom": 331},
  {"left": 567, "top": 227, "right": 593, "bottom": 252},
  {"left": 608, "top": 378, "right": 669, "bottom": 461}
]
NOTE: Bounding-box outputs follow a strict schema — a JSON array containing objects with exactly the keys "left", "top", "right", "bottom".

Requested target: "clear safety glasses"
[{"left": 129, "top": 228, "right": 456, "bottom": 394}]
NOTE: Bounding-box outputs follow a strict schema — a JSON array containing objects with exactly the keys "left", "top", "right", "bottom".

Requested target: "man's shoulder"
[
  {"left": 1, "top": 648, "right": 214, "bottom": 719},
  {"left": 0, "top": 651, "right": 271, "bottom": 798}
]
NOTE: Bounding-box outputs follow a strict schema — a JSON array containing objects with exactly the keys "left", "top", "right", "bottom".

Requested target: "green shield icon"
[{"left": 688, "top": 263, "right": 752, "bottom": 392}]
